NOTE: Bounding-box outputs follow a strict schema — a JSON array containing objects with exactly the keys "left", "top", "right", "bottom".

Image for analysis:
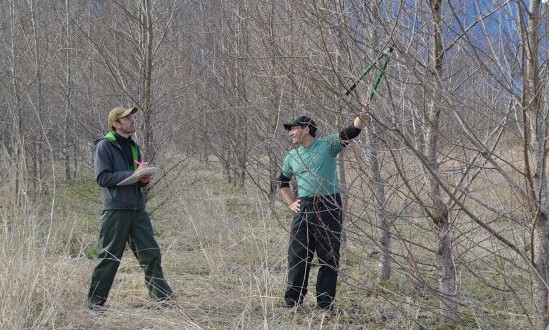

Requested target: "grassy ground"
[{"left": 0, "top": 159, "right": 534, "bottom": 329}]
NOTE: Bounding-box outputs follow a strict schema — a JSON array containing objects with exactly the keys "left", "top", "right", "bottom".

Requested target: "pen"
[{"left": 134, "top": 160, "right": 146, "bottom": 170}]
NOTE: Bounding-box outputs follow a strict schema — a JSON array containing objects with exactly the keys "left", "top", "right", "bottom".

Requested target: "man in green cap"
[{"left": 87, "top": 106, "right": 173, "bottom": 313}]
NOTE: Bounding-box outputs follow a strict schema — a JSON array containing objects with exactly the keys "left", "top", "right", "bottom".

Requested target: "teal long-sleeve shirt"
[{"left": 281, "top": 134, "right": 344, "bottom": 198}]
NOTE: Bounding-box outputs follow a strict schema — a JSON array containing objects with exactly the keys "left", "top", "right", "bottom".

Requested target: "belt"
[{"left": 299, "top": 193, "right": 340, "bottom": 202}]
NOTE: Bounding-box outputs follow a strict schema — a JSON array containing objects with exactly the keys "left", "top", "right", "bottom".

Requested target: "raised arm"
[{"left": 339, "top": 103, "right": 370, "bottom": 142}]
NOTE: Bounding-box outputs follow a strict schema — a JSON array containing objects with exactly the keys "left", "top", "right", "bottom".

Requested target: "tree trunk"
[
  {"left": 369, "top": 123, "right": 391, "bottom": 282},
  {"left": 534, "top": 212, "right": 549, "bottom": 329},
  {"left": 523, "top": 1, "right": 547, "bottom": 328},
  {"left": 63, "top": 0, "right": 72, "bottom": 181},
  {"left": 9, "top": 0, "right": 23, "bottom": 206},
  {"left": 29, "top": 0, "right": 44, "bottom": 194},
  {"left": 425, "top": 94, "right": 458, "bottom": 322},
  {"left": 141, "top": 0, "right": 154, "bottom": 161},
  {"left": 369, "top": 0, "right": 391, "bottom": 282},
  {"left": 427, "top": 0, "right": 459, "bottom": 323}
]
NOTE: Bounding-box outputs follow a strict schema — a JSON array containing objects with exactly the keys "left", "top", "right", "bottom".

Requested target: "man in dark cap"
[
  {"left": 87, "top": 106, "right": 173, "bottom": 314},
  {"left": 278, "top": 104, "right": 370, "bottom": 314}
]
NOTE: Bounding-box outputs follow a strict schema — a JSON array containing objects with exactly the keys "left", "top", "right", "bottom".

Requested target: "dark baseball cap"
[{"left": 283, "top": 116, "right": 317, "bottom": 135}]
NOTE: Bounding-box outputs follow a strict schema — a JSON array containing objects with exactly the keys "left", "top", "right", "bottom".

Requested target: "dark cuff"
[
  {"left": 277, "top": 173, "right": 291, "bottom": 188},
  {"left": 339, "top": 125, "right": 362, "bottom": 141}
]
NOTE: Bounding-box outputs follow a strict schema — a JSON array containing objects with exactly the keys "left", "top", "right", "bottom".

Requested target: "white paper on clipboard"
[{"left": 117, "top": 167, "right": 158, "bottom": 186}]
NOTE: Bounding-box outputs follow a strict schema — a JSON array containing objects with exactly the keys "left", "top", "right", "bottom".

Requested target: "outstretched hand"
[{"left": 359, "top": 102, "right": 370, "bottom": 119}]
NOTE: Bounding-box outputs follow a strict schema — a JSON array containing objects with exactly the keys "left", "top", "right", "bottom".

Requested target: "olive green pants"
[{"left": 87, "top": 209, "right": 172, "bottom": 307}]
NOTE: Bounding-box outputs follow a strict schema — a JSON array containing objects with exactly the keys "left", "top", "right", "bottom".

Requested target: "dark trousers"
[
  {"left": 87, "top": 209, "right": 172, "bottom": 307},
  {"left": 285, "top": 194, "right": 342, "bottom": 309}
]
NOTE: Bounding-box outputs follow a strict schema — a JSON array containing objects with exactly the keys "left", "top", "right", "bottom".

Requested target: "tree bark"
[
  {"left": 63, "top": 0, "right": 72, "bottom": 181},
  {"left": 523, "top": 1, "right": 548, "bottom": 328},
  {"left": 9, "top": 0, "right": 23, "bottom": 206},
  {"left": 427, "top": 0, "right": 459, "bottom": 323},
  {"left": 141, "top": 0, "right": 154, "bottom": 161},
  {"left": 370, "top": 0, "right": 391, "bottom": 283}
]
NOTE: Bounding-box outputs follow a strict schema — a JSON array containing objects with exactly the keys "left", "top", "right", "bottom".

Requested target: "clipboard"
[{"left": 117, "top": 167, "right": 158, "bottom": 186}]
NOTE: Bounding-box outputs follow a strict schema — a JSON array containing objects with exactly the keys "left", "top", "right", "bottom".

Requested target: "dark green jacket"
[{"left": 94, "top": 131, "right": 146, "bottom": 210}]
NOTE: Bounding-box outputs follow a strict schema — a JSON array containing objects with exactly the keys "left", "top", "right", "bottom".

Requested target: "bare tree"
[
  {"left": 366, "top": 0, "right": 548, "bottom": 327},
  {"left": 522, "top": 1, "right": 549, "bottom": 327},
  {"left": 62, "top": 0, "right": 73, "bottom": 180},
  {"left": 139, "top": 0, "right": 154, "bottom": 160},
  {"left": 441, "top": 0, "right": 547, "bottom": 327},
  {"left": 27, "top": 0, "right": 45, "bottom": 192},
  {"left": 7, "top": 0, "right": 24, "bottom": 206},
  {"left": 365, "top": 0, "right": 393, "bottom": 283},
  {"left": 425, "top": 0, "right": 459, "bottom": 322}
]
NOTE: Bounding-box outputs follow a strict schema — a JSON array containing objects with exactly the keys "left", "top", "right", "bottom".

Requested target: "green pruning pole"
[
  {"left": 368, "top": 52, "right": 390, "bottom": 100},
  {"left": 345, "top": 47, "right": 393, "bottom": 100}
]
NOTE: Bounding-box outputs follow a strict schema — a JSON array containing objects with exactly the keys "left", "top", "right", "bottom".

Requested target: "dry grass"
[
  {"left": 0, "top": 162, "right": 373, "bottom": 329},
  {"left": 0, "top": 155, "right": 536, "bottom": 329}
]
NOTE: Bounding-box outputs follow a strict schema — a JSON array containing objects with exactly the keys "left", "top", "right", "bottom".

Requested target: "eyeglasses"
[{"left": 118, "top": 115, "right": 134, "bottom": 122}]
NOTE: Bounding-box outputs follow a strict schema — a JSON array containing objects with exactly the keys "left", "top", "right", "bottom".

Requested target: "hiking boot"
[
  {"left": 160, "top": 298, "right": 178, "bottom": 309},
  {"left": 88, "top": 304, "right": 107, "bottom": 316},
  {"left": 317, "top": 306, "right": 341, "bottom": 319},
  {"left": 143, "top": 297, "right": 178, "bottom": 310},
  {"left": 283, "top": 298, "right": 303, "bottom": 308}
]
